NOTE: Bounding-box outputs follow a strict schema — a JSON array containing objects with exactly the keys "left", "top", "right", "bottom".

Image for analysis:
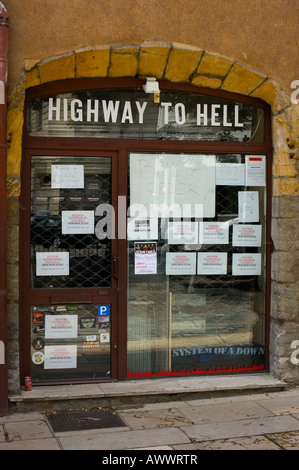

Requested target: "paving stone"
[
  {"left": 181, "top": 415, "right": 299, "bottom": 442},
  {"left": 256, "top": 396, "right": 299, "bottom": 415},
  {"left": 173, "top": 435, "right": 281, "bottom": 450},
  {"left": 5, "top": 419, "right": 52, "bottom": 441},
  {"left": 119, "top": 408, "right": 191, "bottom": 429},
  {"left": 180, "top": 401, "right": 273, "bottom": 424},
  {"left": 0, "top": 438, "right": 61, "bottom": 450},
  {"left": 59, "top": 427, "right": 190, "bottom": 450}
]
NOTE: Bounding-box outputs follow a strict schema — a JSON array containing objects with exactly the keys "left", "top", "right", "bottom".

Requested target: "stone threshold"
[{"left": 8, "top": 373, "right": 287, "bottom": 412}]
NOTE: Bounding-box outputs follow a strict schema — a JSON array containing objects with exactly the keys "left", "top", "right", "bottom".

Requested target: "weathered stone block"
[
  {"left": 164, "top": 44, "right": 203, "bottom": 82},
  {"left": 38, "top": 54, "right": 76, "bottom": 83},
  {"left": 272, "top": 196, "right": 299, "bottom": 219},
  {"left": 272, "top": 218, "right": 299, "bottom": 252},
  {"left": 271, "top": 251, "right": 299, "bottom": 283},
  {"left": 271, "top": 281, "right": 299, "bottom": 321},
  {"left": 251, "top": 79, "right": 290, "bottom": 115},
  {"left": 139, "top": 41, "right": 170, "bottom": 78},
  {"left": 76, "top": 46, "right": 110, "bottom": 78},
  {"left": 222, "top": 63, "right": 266, "bottom": 95},
  {"left": 191, "top": 75, "right": 222, "bottom": 88},
  {"left": 108, "top": 45, "right": 139, "bottom": 77},
  {"left": 196, "top": 51, "right": 233, "bottom": 77}
]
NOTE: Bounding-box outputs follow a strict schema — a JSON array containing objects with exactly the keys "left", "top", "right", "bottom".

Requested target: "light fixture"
[{"left": 143, "top": 77, "right": 160, "bottom": 103}]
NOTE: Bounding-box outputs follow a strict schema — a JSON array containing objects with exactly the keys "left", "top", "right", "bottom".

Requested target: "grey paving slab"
[
  {"left": 0, "top": 438, "right": 61, "bottom": 450},
  {"left": 179, "top": 401, "right": 274, "bottom": 424},
  {"left": 59, "top": 427, "right": 190, "bottom": 450},
  {"left": 256, "top": 395, "right": 299, "bottom": 415},
  {"left": 181, "top": 415, "right": 299, "bottom": 442},
  {"left": 173, "top": 435, "right": 282, "bottom": 450},
  {"left": 5, "top": 419, "right": 53, "bottom": 441},
  {"left": 119, "top": 407, "right": 191, "bottom": 429},
  {"left": 0, "top": 412, "right": 45, "bottom": 424}
]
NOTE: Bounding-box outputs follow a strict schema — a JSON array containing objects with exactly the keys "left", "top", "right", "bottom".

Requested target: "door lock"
[{"left": 113, "top": 343, "right": 118, "bottom": 351}]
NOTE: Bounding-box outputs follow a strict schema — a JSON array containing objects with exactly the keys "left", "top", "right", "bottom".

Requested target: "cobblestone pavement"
[{"left": 0, "top": 386, "right": 299, "bottom": 450}]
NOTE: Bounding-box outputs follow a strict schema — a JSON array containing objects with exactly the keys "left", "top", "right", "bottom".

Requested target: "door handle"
[{"left": 113, "top": 257, "right": 118, "bottom": 280}]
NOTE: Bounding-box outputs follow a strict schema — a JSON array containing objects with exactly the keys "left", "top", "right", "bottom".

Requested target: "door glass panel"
[
  {"left": 127, "top": 152, "right": 267, "bottom": 377},
  {"left": 31, "top": 303, "right": 111, "bottom": 381},
  {"left": 30, "top": 156, "right": 111, "bottom": 289}
]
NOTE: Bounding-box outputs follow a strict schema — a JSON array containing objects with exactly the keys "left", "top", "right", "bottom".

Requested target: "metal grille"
[
  {"left": 168, "top": 153, "right": 267, "bottom": 341},
  {"left": 46, "top": 409, "right": 126, "bottom": 432},
  {"left": 30, "top": 156, "right": 112, "bottom": 289}
]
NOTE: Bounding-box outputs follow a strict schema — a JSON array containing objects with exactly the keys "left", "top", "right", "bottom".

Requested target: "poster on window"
[
  {"left": 197, "top": 252, "right": 227, "bottom": 275},
  {"left": 51, "top": 164, "right": 84, "bottom": 188},
  {"left": 233, "top": 224, "right": 262, "bottom": 247},
  {"left": 127, "top": 217, "right": 158, "bottom": 240},
  {"left": 36, "top": 252, "right": 69, "bottom": 276},
  {"left": 202, "top": 222, "right": 229, "bottom": 244},
  {"left": 216, "top": 163, "right": 245, "bottom": 186},
  {"left": 45, "top": 315, "right": 78, "bottom": 339},
  {"left": 232, "top": 253, "right": 261, "bottom": 276},
  {"left": 166, "top": 252, "right": 196, "bottom": 275},
  {"left": 44, "top": 345, "right": 77, "bottom": 369},
  {"left": 245, "top": 156, "right": 266, "bottom": 186},
  {"left": 167, "top": 221, "right": 198, "bottom": 244},
  {"left": 62, "top": 211, "right": 94, "bottom": 234},
  {"left": 238, "top": 191, "right": 259, "bottom": 222},
  {"left": 134, "top": 242, "right": 157, "bottom": 274},
  {"left": 130, "top": 153, "right": 216, "bottom": 217}
]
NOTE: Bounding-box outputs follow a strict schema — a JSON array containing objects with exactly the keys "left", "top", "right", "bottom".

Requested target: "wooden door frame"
[
  {"left": 19, "top": 148, "right": 124, "bottom": 384},
  {"left": 20, "top": 79, "right": 273, "bottom": 384}
]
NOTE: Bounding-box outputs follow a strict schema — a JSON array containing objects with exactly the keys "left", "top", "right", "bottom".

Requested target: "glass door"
[
  {"left": 21, "top": 153, "right": 119, "bottom": 383},
  {"left": 127, "top": 152, "right": 267, "bottom": 377}
]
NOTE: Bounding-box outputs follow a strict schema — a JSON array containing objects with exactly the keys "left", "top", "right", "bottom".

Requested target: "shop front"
[{"left": 19, "top": 78, "right": 272, "bottom": 385}]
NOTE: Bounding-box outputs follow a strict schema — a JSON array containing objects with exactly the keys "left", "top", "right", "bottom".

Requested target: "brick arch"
[{"left": 7, "top": 41, "right": 298, "bottom": 197}]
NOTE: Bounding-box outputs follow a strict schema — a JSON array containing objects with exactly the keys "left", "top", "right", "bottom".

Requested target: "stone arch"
[{"left": 7, "top": 41, "right": 298, "bottom": 198}]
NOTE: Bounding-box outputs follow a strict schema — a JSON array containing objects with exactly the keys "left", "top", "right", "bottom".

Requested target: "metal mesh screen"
[{"left": 30, "top": 156, "right": 112, "bottom": 289}]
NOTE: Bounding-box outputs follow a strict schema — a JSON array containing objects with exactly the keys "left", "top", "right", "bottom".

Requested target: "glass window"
[
  {"left": 30, "top": 156, "right": 112, "bottom": 289},
  {"left": 127, "top": 152, "right": 267, "bottom": 377},
  {"left": 27, "top": 90, "right": 264, "bottom": 142},
  {"left": 31, "top": 304, "right": 111, "bottom": 381}
]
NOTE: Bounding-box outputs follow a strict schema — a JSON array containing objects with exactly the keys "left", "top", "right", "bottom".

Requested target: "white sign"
[
  {"left": 134, "top": 242, "right": 157, "bottom": 274},
  {"left": 127, "top": 217, "right": 158, "bottom": 240},
  {"left": 238, "top": 191, "right": 259, "bottom": 222},
  {"left": 216, "top": 163, "right": 245, "bottom": 186},
  {"left": 45, "top": 315, "right": 78, "bottom": 339},
  {"left": 202, "top": 222, "right": 229, "bottom": 244},
  {"left": 232, "top": 253, "right": 261, "bottom": 276},
  {"left": 36, "top": 252, "right": 69, "bottom": 276},
  {"left": 130, "top": 153, "right": 216, "bottom": 217},
  {"left": 245, "top": 155, "right": 266, "bottom": 186},
  {"left": 167, "top": 221, "right": 198, "bottom": 244},
  {"left": 44, "top": 345, "right": 77, "bottom": 369},
  {"left": 233, "top": 224, "right": 262, "bottom": 247},
  {"left": 51, "top": 164, "right": 84, "bottom": 188},
  {"left": 166, "top": 252, "right": 196, "bottom": 275},
  {"left": 62, "top": 211, "right": 94, "bottom": 234},
  {"left": 197, "top": 252, "right": 227, "bottom": 275}
]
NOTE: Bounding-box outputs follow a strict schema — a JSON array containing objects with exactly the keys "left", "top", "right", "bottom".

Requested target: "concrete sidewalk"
[{"left": 1, "top": 375, "right": 299, "bottom": 450}]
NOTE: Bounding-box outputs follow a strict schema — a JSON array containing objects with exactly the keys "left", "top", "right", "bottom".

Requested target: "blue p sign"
[{"left": 98, "top": 305, "right": 110, "bottom": 317}]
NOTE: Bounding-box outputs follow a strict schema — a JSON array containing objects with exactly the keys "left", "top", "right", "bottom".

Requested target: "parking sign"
[{"left": 98, "top": 305, "right": 110, "bottom": 317}]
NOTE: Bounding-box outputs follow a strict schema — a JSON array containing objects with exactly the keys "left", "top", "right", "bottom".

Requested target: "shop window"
[{"left": 127, "top": 152, "right": 267, "bottom": 376}]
